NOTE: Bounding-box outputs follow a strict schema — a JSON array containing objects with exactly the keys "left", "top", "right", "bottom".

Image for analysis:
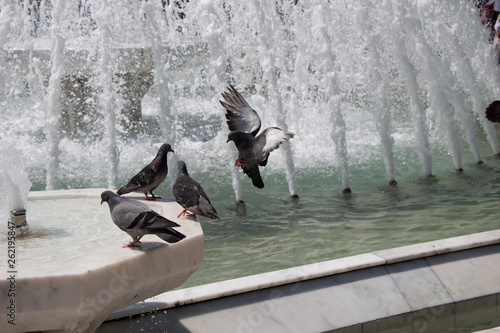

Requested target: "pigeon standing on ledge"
[
  {"left": 172, "top": 161, "right": 220, "bottom": 219},
  {"left": 486, "top": 101, "right": 500, "bottom": 123},
  {"left": 101, "top": 190, "right": 185, "bottom": 247},
  {"left": 220, "top": 84, "right": 294, "bottom": 188},
  {"left": 117, "top": 143, "right": 174, "bottom": 201}
]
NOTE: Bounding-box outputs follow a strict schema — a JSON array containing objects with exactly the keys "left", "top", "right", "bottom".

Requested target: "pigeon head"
[
  {"left": 101, "top": 190, "right": 119, "bottom": 205},
  {"left": 177, "top": 160, "right": 189, "bottom": 176},
  {"left": 158, "top": 143, "right": 174, "bottom": 156}
]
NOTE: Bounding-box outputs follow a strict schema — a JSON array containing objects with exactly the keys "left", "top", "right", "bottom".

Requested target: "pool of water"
[
  {"left": 1, "top": 135, "right": 500, "bottom": 288},
  {"left": 180, "top": 154, "right": 500, "bottom": 288}
]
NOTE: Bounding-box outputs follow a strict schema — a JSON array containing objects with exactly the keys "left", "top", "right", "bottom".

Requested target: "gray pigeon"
[
  {"left": 172, "top": 161, "right": 220, "bottom": 219},
  {"left": 117, "top": 143, "right": 174, "bottom": 201},
  {"left": 220, "top": 84, "right": 294, "bottom": 188},
  {"left": 101, "top": 190, "right": 185, "bottom": 247}
]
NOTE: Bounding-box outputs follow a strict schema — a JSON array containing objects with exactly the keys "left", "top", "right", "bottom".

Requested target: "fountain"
[
  {"left": 0, "top": 142, "right": 32, "bottom": 233},
  {"left": 1, "top": 0, "right": 500, "bottom": 332}
]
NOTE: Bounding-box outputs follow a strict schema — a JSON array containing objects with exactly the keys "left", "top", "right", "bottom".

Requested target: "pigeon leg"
[
  {"left": 123, "top": 236, "right": 143, "bottom": 248},
  {"left": 178, "top": 209, "right": 197, "bottom": 218},
  {"left": 235, "top": 158, "right": 247, "bottom": 168},
  {"left": 150, "top": 191, "right": 162, "bottom": 200},
  {"left": 123, "top": 241, "right": 140, "bottom": 248}
]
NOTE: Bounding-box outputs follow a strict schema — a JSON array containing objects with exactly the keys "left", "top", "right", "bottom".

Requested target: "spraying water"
[
  {"left": 0, "top": 142, "right": 32, "bottom": 220},
  {"left": 95, "top": 0, "right": 119, "bottom": 189},
  {"left": 44, "top": 0, "right": 66, "bottom": 190},
  {"left": 356, "top": 3, "right": 396, "bottom": 183},
  {"left": 0, "top": 0, "right": 499, "bottom": 193}
]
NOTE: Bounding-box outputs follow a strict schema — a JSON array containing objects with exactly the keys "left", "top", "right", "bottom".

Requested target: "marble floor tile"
[
  {"left": 386, "top": 259, "right": 453, "bottom": 310},
  {"left": 426, "top": 245, "right": 500, "bottom": 302}
]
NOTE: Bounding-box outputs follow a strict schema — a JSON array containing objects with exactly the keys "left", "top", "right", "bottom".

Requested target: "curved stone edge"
[
  {"left": 1, "top": 188, "right": 204, "bottom": 333},
  {"left": 106, "top": 229, "right": 500, "bottom": 322}
]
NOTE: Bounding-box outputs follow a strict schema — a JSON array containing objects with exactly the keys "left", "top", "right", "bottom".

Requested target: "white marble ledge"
[
  {"left": 108, "top": 228, "right": 500, "bottom": 322},
  {"left": 107, "top": 252, "right": 386, "bottom": 320},
  {"left": 373, "top": 229, "right": 500, "bottom": 264},
  {"left": 28, "top": 188, "right": 107, "bottom": 200},
  {"left": 1, "top": 188, "right": 204, "bottom": 333},
  {"left": 20, "top": 189, "right": 198, "bottom": 278}
]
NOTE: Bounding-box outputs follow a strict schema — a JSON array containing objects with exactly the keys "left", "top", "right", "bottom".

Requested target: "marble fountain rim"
[
  {"left": 107, "top": 228, "right": 500, "bottom": 321},
  {"left": 1, "top": 188, "right": 204, "bottom": 333},
  {"left": 16, "top": 188, "right": 200, "bottom": 277}
]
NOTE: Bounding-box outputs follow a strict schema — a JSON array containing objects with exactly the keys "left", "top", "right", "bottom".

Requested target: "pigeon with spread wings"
[{"left": 220, "top": 85, "right": 294, "bottom": 188}]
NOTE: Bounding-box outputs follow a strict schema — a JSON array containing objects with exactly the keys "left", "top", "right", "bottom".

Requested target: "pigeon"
[
  {"left": 486, "top": 100, "right": 500, "bottom": 122},
  {"left": 220, "top": 84, "right": 294, "bottom": 188},
  {"left": 117, "top": 143, "right": 174, "bottom": 201},
  {"left": 172, "top": 161, "right": 220, "bottom": 219},
  {"left": 101, "top": 190, "right": 185, "bottom": 247}
]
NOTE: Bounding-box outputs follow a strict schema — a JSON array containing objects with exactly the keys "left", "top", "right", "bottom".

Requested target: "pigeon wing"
[
  {"left": 196, "top": 195, "right": 220, "bottom": 219},
  {"left": 173, "top": 175, "right": 199, "bottom": 209},
  {"left": 117, "top": 165, "right": 157, "bottom": 195},
  {"left": 254, "top": 127, "right": 294, "bottom": 166},
  {"left": 173, "top": 174, "right": 220, "bottom": 219},
  {"left": 144, "top": 214, "right": 181, "bottom": 230},
  {"left": 220, "top": 84, "right": 261, "bottom": 136},
  {"left": 113, "top": 199, "right": 180, "bottom": 230}
]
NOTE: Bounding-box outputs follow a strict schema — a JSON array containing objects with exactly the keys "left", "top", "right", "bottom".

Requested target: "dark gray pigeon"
[
  {"left": 486, "top": 101, "right": 500, "bottom": 122},
  {"left": 220, "top": 84, "right": 294, "bottom": 188},
  {"left": 101, "top": 190, "right": 185, "bottom": 247},
  {"left": 172, "top": 161, "right": 220, "bottom": 219},
  {"left": 117, "top": 143, "right": 174, "bottom": 201}
]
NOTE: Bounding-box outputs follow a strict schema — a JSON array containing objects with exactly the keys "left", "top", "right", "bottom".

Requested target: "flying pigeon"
[
  {"left": 117, "top": 143, "right": 174, "bottom": 201},
  {"left": 101, "top": 190, "right": 185, "bottom": 247},
  {"left": 486, "top": 100, "right": 500, "bottom": 122},
  {"left": 220, "top": 84, "right": 294, "bottom": 188},
  {"left": 172, "top": 161, "right": 220, "bottom": 219}
]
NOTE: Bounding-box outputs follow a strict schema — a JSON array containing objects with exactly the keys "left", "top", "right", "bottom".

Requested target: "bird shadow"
[{"left": 119, "top": 194, "right": 176, "bottom": 203}]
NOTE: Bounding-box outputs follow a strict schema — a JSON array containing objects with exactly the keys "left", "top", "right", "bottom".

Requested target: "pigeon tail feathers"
[
  {"left": 156, "top": 229, "right": 186, "bottom": 243},
  {"left": 243, "top": 165, "right": 264, "bottom": 188},
  {"left": 117, "top": 184, "right": 139, "bottom": 196}
]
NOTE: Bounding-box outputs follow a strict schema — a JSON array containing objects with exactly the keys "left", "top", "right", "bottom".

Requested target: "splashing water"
[
  {"left": 1, "top": 1, "right": 499, "bottom": 188},
  {"left": 0, "top": 142, "right": 32, "bottom": 220}
]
